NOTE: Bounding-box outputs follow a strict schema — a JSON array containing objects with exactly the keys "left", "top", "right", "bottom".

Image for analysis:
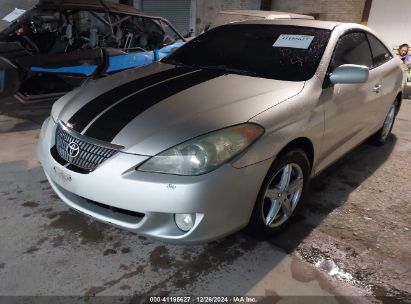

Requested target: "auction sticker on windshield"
[{"left": 273, "top": 34, "right": 314, "bottom": 49}]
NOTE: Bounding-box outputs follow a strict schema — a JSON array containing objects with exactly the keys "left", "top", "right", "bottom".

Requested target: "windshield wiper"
[
  {"left": 194, "top": 64, "right": 259, "bottom": 77},
  {"left": 162, "top": 58, "right": 192, "bottom": 68},
  {"left": 162, "top": 61, "right": 259, "bottom": 77}
]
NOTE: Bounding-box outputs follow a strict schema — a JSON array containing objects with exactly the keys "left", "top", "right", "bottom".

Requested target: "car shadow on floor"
[{"left": 264, "top": 135, "right": 397, "bottom": 253}]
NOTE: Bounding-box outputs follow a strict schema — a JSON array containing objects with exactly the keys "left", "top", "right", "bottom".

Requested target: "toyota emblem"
[{"left": 67, "top": 141, "right": 80, "bottom": 158}]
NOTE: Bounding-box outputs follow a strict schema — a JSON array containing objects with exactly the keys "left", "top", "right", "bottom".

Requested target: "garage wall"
[
  {"left": 140, "top": 0, "right": 194, "bottom": 36},
  {"left": 270, "top": 0, "right": 366, "bottom": 23},
  {"left": 368, "top": 0, "right": 411, "bottom": 48},
  {"left": 196, "top": 0, "right": 261, "bottom": 34},
  {"left": 134, "top": 0, "right": 195, "bottom": 36},
  {"left": 134, "top": 0, "right": 261, "bottom": 37}
]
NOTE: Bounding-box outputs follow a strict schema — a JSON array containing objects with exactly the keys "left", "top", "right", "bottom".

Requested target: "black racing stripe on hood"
[
  {"left": 83, "top": 69, "right": 224, "bottom": 142},
  {"left": 67, "top": 66, "right": 195, "bottom": 133}
]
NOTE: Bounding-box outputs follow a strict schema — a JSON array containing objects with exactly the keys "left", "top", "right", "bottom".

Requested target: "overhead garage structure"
[{"left": 135, "top": 0, "right": 196, "bottom": 37}]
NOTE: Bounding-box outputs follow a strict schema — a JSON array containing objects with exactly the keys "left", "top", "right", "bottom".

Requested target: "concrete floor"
[{"left": 0, "top": 101, "right": 410, "bottom": 302}]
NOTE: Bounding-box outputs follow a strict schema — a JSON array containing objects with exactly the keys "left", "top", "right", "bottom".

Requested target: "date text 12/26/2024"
[{"left": 149, "top": 296, "right": 258, "bottom": 303}]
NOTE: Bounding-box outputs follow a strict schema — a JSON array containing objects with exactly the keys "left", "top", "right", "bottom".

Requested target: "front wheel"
[
  {"left": 248, "top": 149, "right": 310, "bottom": 237},
  {"left": 373, "top": 102, "right": 398, "bottom": 146}
]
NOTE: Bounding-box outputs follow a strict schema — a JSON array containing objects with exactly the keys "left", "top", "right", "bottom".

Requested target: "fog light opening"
[{"left": 174, "top": 213, "right": 196, "bottom": 232}]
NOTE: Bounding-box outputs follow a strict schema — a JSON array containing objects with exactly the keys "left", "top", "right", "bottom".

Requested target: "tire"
[
  {"left": 373, "top": 101, "right": 398, "bottom": 146},
  {"left": 248, "top": 149, "right": 310, "bottom": 237}
]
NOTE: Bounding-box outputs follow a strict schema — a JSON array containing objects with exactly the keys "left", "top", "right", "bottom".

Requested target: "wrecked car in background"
[{"left": 0, "top": 0, "right": 185, "bottom": 110}]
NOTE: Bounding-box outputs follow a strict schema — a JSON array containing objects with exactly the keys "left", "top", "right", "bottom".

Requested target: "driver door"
[{"left": 316, "top": 31, "right": 382, "bottom": 173}]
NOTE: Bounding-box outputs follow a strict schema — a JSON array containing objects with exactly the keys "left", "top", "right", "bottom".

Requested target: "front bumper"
[{"left": 38, "top": 117, "right": 273, "bottom": 244}]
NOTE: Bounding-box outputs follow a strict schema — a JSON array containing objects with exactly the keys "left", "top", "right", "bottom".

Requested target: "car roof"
[
  {"left": 217, "top": 10, "right": 314, "bottom": 20},
  {"left": 232, "top": 19, "right": 343, "bottom": 30}
]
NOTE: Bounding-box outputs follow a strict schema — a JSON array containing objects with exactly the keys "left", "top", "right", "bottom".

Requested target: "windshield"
[{"left": 163, "top": 24, "right": 331, "bottom": 81}]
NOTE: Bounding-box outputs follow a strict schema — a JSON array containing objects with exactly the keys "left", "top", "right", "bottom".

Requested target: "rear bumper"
[{"left": 38, "top": 117, "right": 272, "bottom": 244}]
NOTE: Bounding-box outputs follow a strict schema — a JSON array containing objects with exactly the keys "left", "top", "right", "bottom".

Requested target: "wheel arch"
[
  {"left": 395, "top": 91, "right": 402, "bottom": 115},
  {"left": 277, "top": 137, "right": 315, "bottom": 174},
  {"left": 247, "top": 136, "right": 314, "bottom": 235}
]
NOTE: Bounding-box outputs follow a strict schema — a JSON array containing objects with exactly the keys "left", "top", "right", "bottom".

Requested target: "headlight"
[{"left": 137, "top": 123, "right": 264, "bottom": 175}]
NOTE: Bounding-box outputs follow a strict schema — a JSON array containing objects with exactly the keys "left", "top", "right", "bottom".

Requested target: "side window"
[
  {"left": 330, "top": 32, "right": 373, "bottom": 71},
  {"left": 366, "top": 33, "right": 393, "bottom": 67}
]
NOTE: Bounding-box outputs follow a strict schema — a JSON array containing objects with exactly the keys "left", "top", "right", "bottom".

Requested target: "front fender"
[{"left": 232, "top": 77, "right": 324, "bottom": 171}]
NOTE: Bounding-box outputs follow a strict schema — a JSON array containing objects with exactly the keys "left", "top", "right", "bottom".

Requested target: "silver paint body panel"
[{"left": 39, "top": 20, "right": 404, "bottom": 243}]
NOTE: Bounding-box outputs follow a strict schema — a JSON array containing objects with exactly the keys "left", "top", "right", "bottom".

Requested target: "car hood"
[{"left": 55, "top": 63, "right": 305, "bottom": 155}]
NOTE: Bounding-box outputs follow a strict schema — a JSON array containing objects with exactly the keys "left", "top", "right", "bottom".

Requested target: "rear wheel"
[
  {"left": 373, "top": 101, "right": 398, "bottom": 146},
  {"left": 248, "top": 149, "right": 310, "bottom": 237}
]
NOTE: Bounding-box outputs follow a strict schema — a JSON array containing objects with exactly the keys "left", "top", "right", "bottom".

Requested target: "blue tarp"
[
  {"left": 30, "top": 41, "right": 186, "bottom": 76},
  {"left": 105, "top": 52, "right": 153, "bottom": 73},
  {"left": 31, "top": 65, "right": 98, "bottom": 76}
]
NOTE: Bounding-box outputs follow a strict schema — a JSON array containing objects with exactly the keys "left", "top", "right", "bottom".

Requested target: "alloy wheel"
[
  {"left": 262, "top": 163, "right": 304, "bottom": 228},
  {"left": 380, "top": 104, "right": 396, "bottom": 141}
]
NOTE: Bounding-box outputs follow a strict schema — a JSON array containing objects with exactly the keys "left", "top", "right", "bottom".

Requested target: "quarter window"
[
  {"left": 330, "top": 32, "right": 373, "bottom": 71},
  {"left": 366, "top": 33, "right": 393, "bottom": 67}
]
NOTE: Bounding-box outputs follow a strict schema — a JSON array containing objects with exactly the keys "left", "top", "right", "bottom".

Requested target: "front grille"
[{"left": 54, "top": 123, "right": 121, "bottom": 172}]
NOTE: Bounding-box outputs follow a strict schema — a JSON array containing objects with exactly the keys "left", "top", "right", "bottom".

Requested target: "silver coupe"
[{"left": 38, "top": 19, "right": 403, "bottom": 243}]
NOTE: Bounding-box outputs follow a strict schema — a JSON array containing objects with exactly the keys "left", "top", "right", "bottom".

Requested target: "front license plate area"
[{"left": 53, "top": 166, "right": 72, "bottom": 183}]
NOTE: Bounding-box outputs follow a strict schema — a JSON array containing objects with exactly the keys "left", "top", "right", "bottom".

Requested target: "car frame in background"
[
  {"left": 38, "top": 19, "right": 403, "bottom": 244},
  {"left": 0, "top": 0, "right": 185, "bottom": 110}
]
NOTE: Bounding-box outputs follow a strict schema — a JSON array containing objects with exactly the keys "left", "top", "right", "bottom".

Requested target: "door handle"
[{"left": 373, "top": 84, "right": 382, "bottom": 93}]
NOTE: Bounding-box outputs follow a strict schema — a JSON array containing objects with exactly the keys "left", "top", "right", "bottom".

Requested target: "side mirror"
[{"left": 329, "top": 64, "right": 369, "bottom": 84}]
